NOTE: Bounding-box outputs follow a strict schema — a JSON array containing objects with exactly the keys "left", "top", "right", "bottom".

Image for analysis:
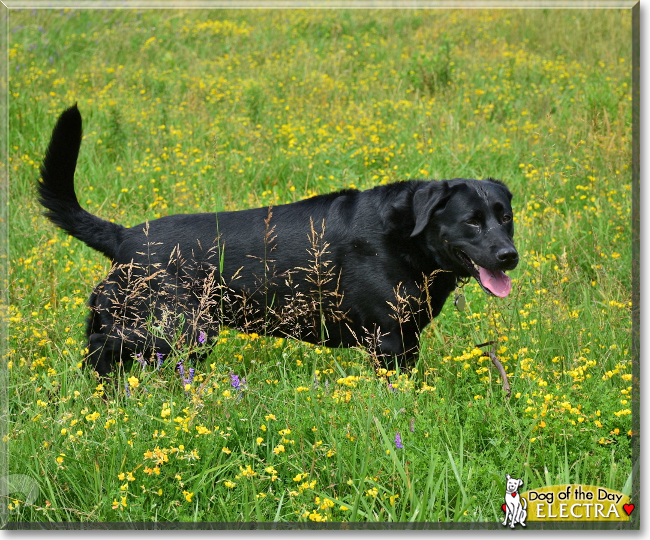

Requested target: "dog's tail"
[{"left": 38, "top": 105, "right": 124, "bottom": 260}]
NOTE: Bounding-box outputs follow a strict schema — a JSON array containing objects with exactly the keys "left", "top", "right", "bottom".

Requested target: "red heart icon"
[
  {"left": 511, "top": 493, "right": 516, "bottom": 497},
  {"left": 623, "top": 503, "right": 634, "bottom": 516},
  {"left": 502, "top": 504, "right": 506, "bottom": 512}
]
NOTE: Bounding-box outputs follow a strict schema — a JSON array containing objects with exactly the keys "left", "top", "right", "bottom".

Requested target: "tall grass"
[{"left": 2, "top": 8, "right": 633, "bottom": 524}]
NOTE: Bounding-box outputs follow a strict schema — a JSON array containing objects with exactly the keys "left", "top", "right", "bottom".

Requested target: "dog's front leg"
[
  {"left": 376, "top": 327, "right": 420, "bottom": 371},
  {"left": 509, "top": 510, "right": 518, "bottom": 529},
  {"left": 502, "top": 507, "right": 510, "bottom": 527}
]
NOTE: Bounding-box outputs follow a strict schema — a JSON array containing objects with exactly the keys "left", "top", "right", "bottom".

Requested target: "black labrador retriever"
[{"left": 38, "top": 105, "right": 518, "bottom": 376}]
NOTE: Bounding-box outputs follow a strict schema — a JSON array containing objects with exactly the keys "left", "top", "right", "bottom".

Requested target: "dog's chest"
[{"left": 505, "top": 492, "right": 521, "bottom": 506}]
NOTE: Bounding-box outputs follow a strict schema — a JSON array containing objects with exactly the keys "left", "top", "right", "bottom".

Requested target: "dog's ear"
[
  {"left": 506, "top": 474, "right": 511, "bottom": 480},
  {"left": 518, "top": 479, "right": 523, "bottom": 489},
  {"left": 410, "top": 181, "right": 452, "bottom": 237},
  {"left": 486, "top": 178, "right": 513, "bottom": 202}
]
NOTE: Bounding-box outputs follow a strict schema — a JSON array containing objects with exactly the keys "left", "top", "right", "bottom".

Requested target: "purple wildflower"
[
  {"left": 388, "top": 383, "right": 395, "bottom": 392},
  {"left": 125, "top": 383, "right": 130, "bottom": 398},
  {"left": 237, "top": 378, "right": 247, "bottom": 403},
  {"left": 178, "top": 362, "right": 195, "bottom": 385},
  {"left": 230, "top": 372, "right": 247, "bottom": 402},
  {"left": 156, "top": 352, "right": 164, "bottom": 369},
  {"left": 410, "top": 418, "right": 415, "bottom": 433},
  {"left": 135, "top": 352, "right": 146, "bottom": 371},
  {"left": 198, "top": 330, "right": 206, "bottom": 344},
  {"left": 395, "top": 432, "right": 403, "bottom": 450},
  {"left": 177, "top": 361, "right": 195, "bottom": 396}
]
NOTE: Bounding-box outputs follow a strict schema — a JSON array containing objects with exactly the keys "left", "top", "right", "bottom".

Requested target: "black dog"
[{"left": 38, "top": 105, "right": 518, "bottom": 376}]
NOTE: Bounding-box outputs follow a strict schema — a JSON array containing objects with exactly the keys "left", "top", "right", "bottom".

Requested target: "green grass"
[{"left": 3, "top": 8, "right": 633, "bottom": 523}]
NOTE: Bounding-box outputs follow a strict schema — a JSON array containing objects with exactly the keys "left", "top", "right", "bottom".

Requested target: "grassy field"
[{"left": 3, "top": 8, "right": 634, "bottom": 524}]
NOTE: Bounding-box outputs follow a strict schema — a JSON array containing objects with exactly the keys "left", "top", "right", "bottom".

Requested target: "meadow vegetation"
[{"left": 3, "top": 8, "right": 633, "bottom": 523}]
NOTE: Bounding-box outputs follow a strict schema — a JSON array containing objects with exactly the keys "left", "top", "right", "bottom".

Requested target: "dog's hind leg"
[{"left": 86, "top": 328, "right": 173, "bottom": 376}]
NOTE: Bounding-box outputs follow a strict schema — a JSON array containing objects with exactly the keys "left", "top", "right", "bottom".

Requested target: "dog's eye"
[{"left": 502, "top": 215, "right": 512, "bottom": 223}]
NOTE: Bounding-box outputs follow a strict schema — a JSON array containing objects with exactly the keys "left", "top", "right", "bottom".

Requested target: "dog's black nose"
[{"left": 496, "top": 247, "right": 519, "bottom": 266}]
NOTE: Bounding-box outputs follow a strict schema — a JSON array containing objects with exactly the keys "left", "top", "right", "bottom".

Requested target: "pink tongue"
[{"left": 478, "top": 267, "right": 512, "bottom": 297}]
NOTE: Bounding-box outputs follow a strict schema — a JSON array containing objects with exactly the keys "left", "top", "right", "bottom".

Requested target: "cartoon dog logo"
[{"left": 502, "top": 473, "right": 527, "bottom": 528}]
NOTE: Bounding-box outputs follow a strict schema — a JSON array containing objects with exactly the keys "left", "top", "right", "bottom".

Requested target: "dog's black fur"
[{"left": 38, "top": 105, "right": 518, "bottom": 376}]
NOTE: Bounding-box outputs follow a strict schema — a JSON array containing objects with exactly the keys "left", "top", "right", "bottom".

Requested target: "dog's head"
[
  {"left": 411, "top": 178, "right": 518, "bottom": 297},
  {"left": 505, "top": 473, "right": 524, "bottom": 494}
]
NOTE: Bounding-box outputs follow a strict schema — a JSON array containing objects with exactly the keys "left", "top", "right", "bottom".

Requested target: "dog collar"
[{"left": 454, "top": 277, "right": 469, "bottom": 312}]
